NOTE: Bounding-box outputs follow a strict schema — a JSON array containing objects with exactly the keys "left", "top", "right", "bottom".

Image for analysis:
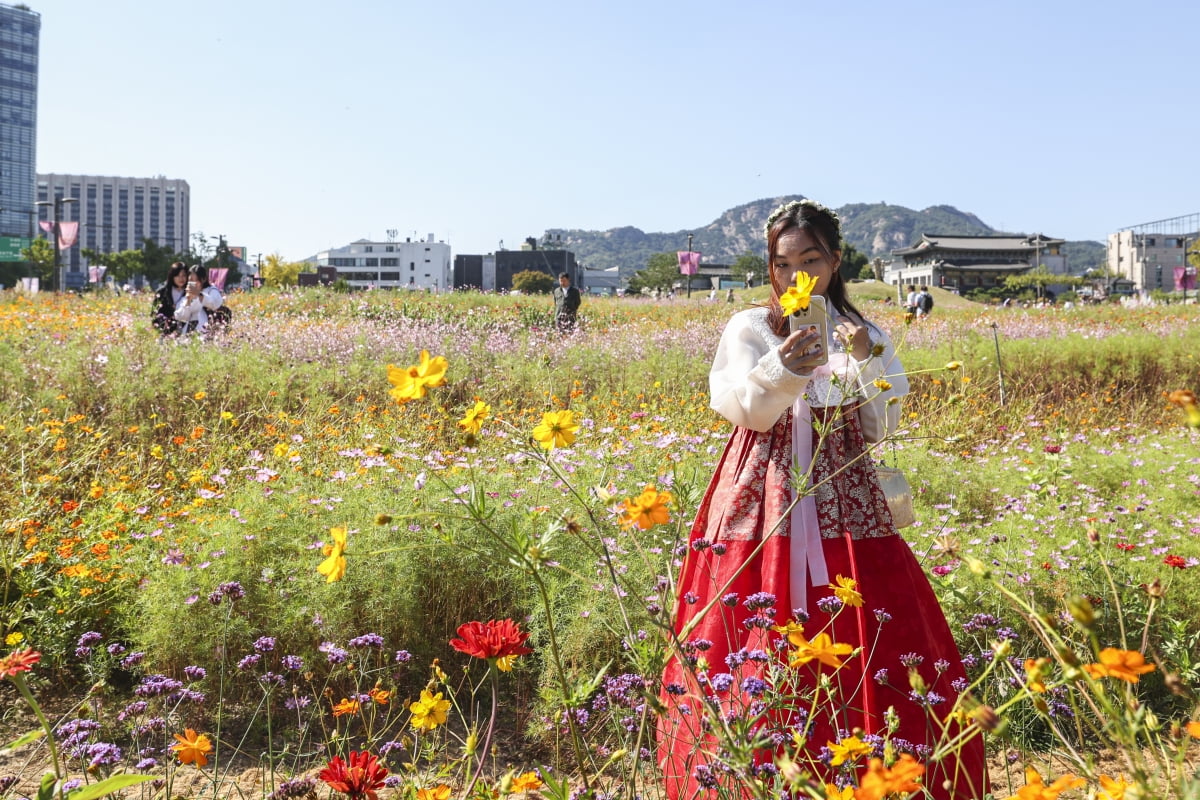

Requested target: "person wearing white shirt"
[{"left": 174, "top": 265, "right": 226, "bottom": 334}]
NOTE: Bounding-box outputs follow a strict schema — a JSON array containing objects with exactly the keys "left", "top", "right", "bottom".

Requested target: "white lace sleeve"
[
  {"left": 848, "top": 327, "right": 909, "bottom": 443},
  {"left": 709, "top": 309, "right": 810, "bottom": 432}
]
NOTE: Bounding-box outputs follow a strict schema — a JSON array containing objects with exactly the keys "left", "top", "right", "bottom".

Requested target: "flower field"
[{"left": 1, "top": 288, "right": 1199, "bottom": 800}]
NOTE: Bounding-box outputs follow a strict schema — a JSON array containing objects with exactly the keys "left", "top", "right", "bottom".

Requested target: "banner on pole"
[{"left": 677, "top": 251, "right": 701, "bottom": 275}]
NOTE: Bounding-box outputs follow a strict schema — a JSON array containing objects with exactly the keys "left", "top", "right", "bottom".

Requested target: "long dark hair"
[
  {"left": 188, "top": 264, "right": 211, "bottom": 289},
  {"left": 765, "top": 203, "right": 865, "bottom": 337},
  {"left": 164, "top": 262, "right": 189, "bottom": 290}
]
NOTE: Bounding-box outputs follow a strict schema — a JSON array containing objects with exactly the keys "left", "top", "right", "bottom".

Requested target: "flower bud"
[{"left": 1067, "top": 595, "right": 1095, "bottom": 628}]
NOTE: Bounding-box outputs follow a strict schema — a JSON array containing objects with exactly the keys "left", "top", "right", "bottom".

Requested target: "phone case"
[{"left": 787, "top": 295, "right": 829, "bottom": 366}]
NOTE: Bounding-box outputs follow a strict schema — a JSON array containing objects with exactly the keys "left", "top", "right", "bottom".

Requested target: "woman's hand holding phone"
[{"left": 779, "top": 325, "right": 825, "bottom": 374}]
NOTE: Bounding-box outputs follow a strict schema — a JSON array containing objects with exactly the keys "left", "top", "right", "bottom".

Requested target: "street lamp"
[{"left": 35, "top": 197, "right": 78, "bottom": 292}]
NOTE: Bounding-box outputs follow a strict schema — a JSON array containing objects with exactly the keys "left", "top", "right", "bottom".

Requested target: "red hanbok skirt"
[{"left": 657, "top": 406, "right": 988, "bottom": 800}]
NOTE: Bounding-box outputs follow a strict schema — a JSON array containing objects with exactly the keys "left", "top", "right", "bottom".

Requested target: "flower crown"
[{"left": 764, "top": 198, "right": 840, "bottom": 238}]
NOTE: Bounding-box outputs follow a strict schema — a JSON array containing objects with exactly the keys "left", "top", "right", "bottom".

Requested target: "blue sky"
[{"left": 29, "top": 0, "right": 1200, "bottom": 261}]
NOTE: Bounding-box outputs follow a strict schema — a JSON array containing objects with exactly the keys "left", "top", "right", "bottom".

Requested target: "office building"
[
  {"left": 0, "top": 3, "right": 39, "bottom": 242},
  {"left": 37, "top": 173, "right": 191, "bottom": 278},
  {"left": 316, "top": 234, "right": 452, "bottom": 291}
]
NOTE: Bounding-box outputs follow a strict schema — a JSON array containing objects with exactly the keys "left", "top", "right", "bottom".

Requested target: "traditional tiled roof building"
[{"left": 888, "top": 233, "right": 1065, "bottom": 292}]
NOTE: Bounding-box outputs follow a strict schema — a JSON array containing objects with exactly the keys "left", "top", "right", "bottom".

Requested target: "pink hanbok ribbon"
[
  {"left": 787, "top": 354, "right": 852, "bottom": 614},
  {"left": 789, "top": 397, "right": 828, "bottom": 615}
]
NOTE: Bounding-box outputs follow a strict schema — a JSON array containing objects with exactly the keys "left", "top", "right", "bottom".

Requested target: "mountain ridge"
[{"left": 543, "top": 197, "right": 1105, "bottom": 275}]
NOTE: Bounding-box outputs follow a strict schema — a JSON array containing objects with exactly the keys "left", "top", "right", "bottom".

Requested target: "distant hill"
[{"left": 542, "top": 197, "right": 1105, "bottom": 276}]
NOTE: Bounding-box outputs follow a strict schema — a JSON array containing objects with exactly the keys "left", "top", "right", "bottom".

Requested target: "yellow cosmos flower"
[
  {"left": 511, "top": 771, "right": 544, "bottom": 792},
  {"left": 4, "top": 632, "right": 23, "bottom": 646},
  {"left": 410, "top": 688, "right": 451, "bottom": 731},
  {"left": 416, "top": 785, "right": 452, "bottom": 800},
  {"left": 617, "top": 485, "right": 673, "bottom": 530},
  {"left": 532, "top": 409, "right": 579, "bottom": 450},
  {"left": 827, "top": 735, "right": 872, "bottom": 766},
  {"left": 779, "top": 271, "right": 818, "bottom": 316},
  {"left": 829, "top": 575, "right": 863, "bottom": 607},
  {"left": 788, "top": 631, "right": 853, "bottom": 670},
  {"left": 1083, "top": 647, "right": 1156, "bottom": 683},
  {"left": 1098, "top": 775, "right": 1130, "bottom": 800},
  {"left": 317, "top": 526, "right": 348, "bottom": 583},
  {"left": 772, "top": 619, "right": 805, "bottom": 642},
  {"left": 873, "top": 378, "right": 892, "bottom": 391},
  {"left": 825, "top": 783, "right": 854, "bottom": 800},
  {"left": 387, "top": 351, "right": 449, "bottom": 404},
  {"left": 171, "top": 729, "right": 213, "bottom": 767},
  {"left": 1005, "top": 767, "right": 1085, "bottom": 800},
  {"left": 458, "top": 400, "right": 491, "bottom": 435},
  {"left": 944, "top": 361, "right": 962, "bottom": 371}
]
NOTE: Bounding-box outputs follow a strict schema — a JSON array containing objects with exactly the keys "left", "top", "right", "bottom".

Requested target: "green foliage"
[
  {"left": 20, "top": 237, "right": 54, "bottom": 282},
  {"left": 626, "top": 252, "right": 681, "bottom": 294},
  {"left": 80, "top": 247, "right": 144, "bottom": 284},
  {"left": 512, "top": 269, "right": 555, "bottom": 294},
  {"left": 839, "top": 240, "right": 868, "bottom": 282},
  {"left": 730, "top": 251, "right": 766, "bottom": 285}
]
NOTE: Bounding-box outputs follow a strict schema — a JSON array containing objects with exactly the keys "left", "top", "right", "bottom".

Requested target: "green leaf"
[
  {"left": 36, "top": 771, "right": 57, "bottom": 800},
  {"left": 2, "top": 726, "right": 46, "bottom": 753},
  {"left": 68, "top": 774, "right": 158, "bottom": 800}
]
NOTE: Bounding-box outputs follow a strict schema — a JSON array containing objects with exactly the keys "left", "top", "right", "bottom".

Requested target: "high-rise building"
[
  {"left": 37, "top": 173, "right": 191, "bottom": 278},
  {"left": 0, "top": 4, "right": 39, "bottom": 242}
]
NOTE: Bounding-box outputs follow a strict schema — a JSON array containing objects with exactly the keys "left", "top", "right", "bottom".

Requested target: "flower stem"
[{"left": 11, "top": 673, "right": 62, "bottom": 779}]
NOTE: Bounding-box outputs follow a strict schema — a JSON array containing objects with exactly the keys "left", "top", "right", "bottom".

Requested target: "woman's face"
[
  {"left": 772, "top": 228, "right": 841, "bottom": 298},
  {"left": 172, "top": 271, "right": 188, "bottom": 287}
]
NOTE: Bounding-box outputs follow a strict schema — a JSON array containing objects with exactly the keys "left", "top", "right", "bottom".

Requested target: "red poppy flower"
[
  {"left": 1163, "top": 554, "right": 1188, "bottom": 569},
  {"left": 318, "top": 751, "right": 388, "bottom": 800},
  {"left": 0, "top": 648, "right": 40, "bottom": 678},
  {"left": 1115, "top": 543, "right": 1136, "bottom": 552},
  {"left": 449, "top": 619, "right": 533, "bottom": 661}
]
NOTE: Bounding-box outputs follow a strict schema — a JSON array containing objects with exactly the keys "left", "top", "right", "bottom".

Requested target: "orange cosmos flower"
[
  {"left": 1186, "top": 720, "right": 1200, "bottom": 738},
  {"left": 511, "top": 771, "right": 544, "bottom": 792},
  {"left": 1083, "top": 648, "right": 1156, "bottom": 683},
  {"left": 332, "top": 698, "right": 361, "bottom": 717},
  {"left": 1098, "top": 774, "right": 1130, "bottom": 800},
  {"left": 368, "top": 687, "right": 391, "bottom": 705},
  {"left": 617, "top": 485, "right": 673, "bottom": 530},
  {"left": 416, "top": 786, "right": 452, "bottom": 800},
  {"left": 1004, "top": 767, "right": 1085, "bottom": 800},
  {"left": 854, "top": 754, "right": 924, "bottom": 800},
  {"left": 171, "top": 728, "right": 213, "bottom": 766}
]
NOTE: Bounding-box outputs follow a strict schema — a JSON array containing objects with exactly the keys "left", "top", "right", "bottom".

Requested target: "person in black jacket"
[
  {"left": 552, "top": 272, "right": 581, "bottom": 333},
  {"left": 151, "top": 262, "right": 190, "bottom": 335}
]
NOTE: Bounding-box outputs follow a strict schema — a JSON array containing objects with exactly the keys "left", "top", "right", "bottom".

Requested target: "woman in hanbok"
[{"left": 657, "top": 200, "right": 987, "bottom": 800}]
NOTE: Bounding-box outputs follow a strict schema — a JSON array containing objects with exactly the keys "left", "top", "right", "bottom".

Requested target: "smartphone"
[{"left": 787, "top": 295, "right": 829, "bottom": 366}]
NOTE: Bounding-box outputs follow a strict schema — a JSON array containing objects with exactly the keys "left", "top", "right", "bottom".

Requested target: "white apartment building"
[
  {"left": 316, "top": 234, "right": 451, "bottom": 291},
  {"left": 1106, "top": 213, "right": 1199, "bottom": 293},
  {"left": 37, "top": 173, "right": 190, "bottom": 282}
]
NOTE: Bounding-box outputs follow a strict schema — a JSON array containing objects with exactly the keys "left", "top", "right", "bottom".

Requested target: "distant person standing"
[
  {"left": 904, "top": 284, "right": 919, "bottom": 314},
  {"left": 916, "top": 285, "right": 934, "bottom": 318},
  {"left": 553, "top": 272, "right": 581, "bottom": 333}
]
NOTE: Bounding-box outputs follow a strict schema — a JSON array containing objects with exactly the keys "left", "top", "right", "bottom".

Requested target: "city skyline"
[{"left": 25, "top": 0, "right": 1200, "bottom": 262}]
